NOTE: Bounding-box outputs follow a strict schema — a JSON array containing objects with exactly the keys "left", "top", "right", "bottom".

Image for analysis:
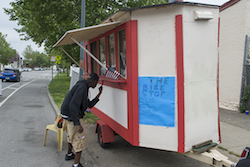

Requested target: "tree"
[
  {"left": 23, "top": 45, "right": 50, "bottom": 68},
  {"left": 4, "top": 0, "right": 168, "bottom": 63},
  {"left": 0, "top": 32, "right": 15, "bottom": 69}
]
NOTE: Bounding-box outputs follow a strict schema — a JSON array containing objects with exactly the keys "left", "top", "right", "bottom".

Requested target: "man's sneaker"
[
  {"left": 72, "top": 163, "right": 83, "bottom": 167},
  {"left": 65, "top": 153, "right": 75, "bottom": 161}
]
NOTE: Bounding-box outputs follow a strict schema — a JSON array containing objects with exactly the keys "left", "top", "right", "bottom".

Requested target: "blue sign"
[{"left": 139, "top": 77, "right": 175, "bottom": 127}]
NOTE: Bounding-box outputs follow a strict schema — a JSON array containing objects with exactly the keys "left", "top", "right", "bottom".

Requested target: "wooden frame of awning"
[{"left": 53, "top": 21, "right": 125, "bottom": 78}]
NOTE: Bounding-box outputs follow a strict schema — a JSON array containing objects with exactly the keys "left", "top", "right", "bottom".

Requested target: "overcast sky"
[{"left": 1, "top": 0, "right": 229, "bottom": 58}]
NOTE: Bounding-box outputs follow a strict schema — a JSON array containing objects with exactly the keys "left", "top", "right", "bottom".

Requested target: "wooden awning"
[{"left": 53, "top": 21, "right": 123, "bottom": 47}]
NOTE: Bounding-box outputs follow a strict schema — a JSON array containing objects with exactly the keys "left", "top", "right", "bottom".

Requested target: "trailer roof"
[
  {"left": 53, "top": 21, "right": 123, "bottom": 47},
  {"left": 53, "top": 1, "right": 219, "bottom": 47},
  {"left": 101, "top": 1, "right": 219, "bottom": 24}
]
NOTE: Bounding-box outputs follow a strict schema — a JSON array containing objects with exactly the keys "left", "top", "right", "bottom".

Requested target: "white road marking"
[
  {"left": 2, "top": 82, "right": 20, "bottom": 91},
  {"left": 5, "top": 87, "right": 17, "bottom": 90},
  {"left": 0, "top": 79, "right": 36, "bottom": 107}
]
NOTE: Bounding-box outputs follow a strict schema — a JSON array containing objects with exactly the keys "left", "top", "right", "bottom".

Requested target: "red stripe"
[
  {"left": 176, "top": 15, "right": 185, "bottom": 153},
  {"left": 91, "top": 107, "right": 129, "bottom": 140},
  {"left": 130, "top": 20, "right": 139, "bottom": 146}
]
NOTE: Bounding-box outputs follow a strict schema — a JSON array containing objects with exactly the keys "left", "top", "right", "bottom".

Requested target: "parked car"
[
  {"left": 18, "top": 68, "right": 24, "bottom": 72},
  {"left": 0, "top": 68, "right": 21, "bottom": 82},
  {"left": 34, "top": 67, "right": 42, "bottom": 71},
  {"left": 23, "top": 68, "right": 32, "bottom": 72}
]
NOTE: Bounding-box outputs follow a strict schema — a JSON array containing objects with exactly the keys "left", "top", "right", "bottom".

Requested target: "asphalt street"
[{"left": 0, "top": 70, "right": 63, "bottom": 166}]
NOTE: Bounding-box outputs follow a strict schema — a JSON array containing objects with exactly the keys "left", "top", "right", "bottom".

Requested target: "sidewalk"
[{"left": 219, "top": 108, "right": 250, "bottom": 162}]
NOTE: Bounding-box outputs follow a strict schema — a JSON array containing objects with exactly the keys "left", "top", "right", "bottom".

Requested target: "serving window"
[
  {"left": 108, "top": 33, "right": 116, "bottom": 69},
  {"left": 91, "top": 42, "right": 97, "bottom": 74},
  {"left": 118, "top": 29, "right": 126, "bottom": 78},
  {"left": 99, "top": 37, "right": 106, "bottom": 76},
  {"left": 84, "top": 22, "right": 129, "bottom": 83},
  {"left": 86, "top": 45, "right": 90, "bottom": 74}
]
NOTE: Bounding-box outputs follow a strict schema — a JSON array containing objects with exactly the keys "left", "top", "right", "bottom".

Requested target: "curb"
[{"left": 46, "top": 86, "right": 60, "bottom": 116}]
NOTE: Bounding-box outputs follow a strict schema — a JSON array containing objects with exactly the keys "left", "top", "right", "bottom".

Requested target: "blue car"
[{"left": 0, "top": 68, "right": 21, "bottom": 82}]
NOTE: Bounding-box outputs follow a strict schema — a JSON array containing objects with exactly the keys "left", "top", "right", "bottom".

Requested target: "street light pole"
[{"left": 79, "top": 0, "right": 86, "bottom": 80}]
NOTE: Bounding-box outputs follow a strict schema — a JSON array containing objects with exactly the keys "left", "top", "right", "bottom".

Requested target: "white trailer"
[{"left": 54, "top": 2, "right": 236, "bottom": 166}]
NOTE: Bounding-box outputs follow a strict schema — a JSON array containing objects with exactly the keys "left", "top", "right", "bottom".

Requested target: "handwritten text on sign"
[{"left": 139, "top": 77, "right": 175, "bottom": 127}]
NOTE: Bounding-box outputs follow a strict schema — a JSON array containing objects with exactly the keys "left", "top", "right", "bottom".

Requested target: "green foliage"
[
  {"left": 4, "top": 0, "right": 168, "bottom": 64},
  {"left": 83, "top": 112, "right": 100, "bottom": 123},
  {"left": 0, "top": 32, "right": 16, "bottom": 66},
  {"left": 46, "top": 48, "right": 73, "bottom": 73},
  {"left": 23, "top": 45, "right": 50, "bottom": 67},
  {"left": 240, "top": 85, "right": 250, "bottom": 112},
  {"left": 48, "top": 72, "right": 71, "bottom": 109}
]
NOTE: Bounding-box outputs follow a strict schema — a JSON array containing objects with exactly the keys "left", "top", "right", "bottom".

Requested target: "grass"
[
  {"left": 48, "top": 72, "right": 99, "bottom": 123},
  {"left": 218, "top": 146, "right": 240, "bottom": 157}
]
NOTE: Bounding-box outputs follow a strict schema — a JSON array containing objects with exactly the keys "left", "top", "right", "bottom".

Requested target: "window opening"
[
  {"left": 99, "top": 37, "right": 106, "bottom": 76},
  {"left": 118, "top": 29, "right": 126, "bottom": 78},
  {"left": 91, "top": 42, "right": 97, "bottom": 74},
  {"left": 108, "top": 33, "right": 116, "bottom": 69},
  {"left": 86, "top": 45, "right": 90, "bottom": 73}
]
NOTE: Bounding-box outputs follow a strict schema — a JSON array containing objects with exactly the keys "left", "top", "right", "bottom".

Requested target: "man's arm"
[{"left": 89, "top": 85, "right": 103, "bottom": 108}]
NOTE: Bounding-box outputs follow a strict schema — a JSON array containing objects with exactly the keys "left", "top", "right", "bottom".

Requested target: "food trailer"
[{"left": 54, "top": 1, "right": 235, "bottom": 166}]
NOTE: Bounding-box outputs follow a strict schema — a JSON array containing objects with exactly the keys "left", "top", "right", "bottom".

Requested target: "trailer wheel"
[{"left": 97, "top": 125, "right": 110, "bottom": 148}]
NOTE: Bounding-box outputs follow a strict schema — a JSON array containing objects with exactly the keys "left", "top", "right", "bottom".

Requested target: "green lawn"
[{"left": 48, "top": 72, "right": 99, "bottom": 123}]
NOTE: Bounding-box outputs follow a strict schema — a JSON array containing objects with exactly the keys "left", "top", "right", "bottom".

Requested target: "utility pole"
[{"left": 79, "top": 0, "right": 86, "bottom": 80}]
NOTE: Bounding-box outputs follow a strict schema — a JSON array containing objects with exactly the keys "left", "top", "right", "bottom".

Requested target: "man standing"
[{"left": 61, "top": 73, "right": 103, "bottom": 167}]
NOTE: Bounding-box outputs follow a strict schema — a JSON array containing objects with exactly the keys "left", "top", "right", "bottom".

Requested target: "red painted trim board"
[
  {"left": 175, "top": 15, "right": 185, "bottom": 153},
  {"left": 91, "top": 107, "right": 129, "bottom": 140},
  {"left": 88, "top": 20, "right": 139, "bottom": 146},
  {"left": 129, "top": 20, "right": 139, "bottom": 146}
]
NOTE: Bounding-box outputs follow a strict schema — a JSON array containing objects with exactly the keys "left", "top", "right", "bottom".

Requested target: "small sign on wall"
[{"left": 139, "top": 76, "right": 175, "bottom": 127}]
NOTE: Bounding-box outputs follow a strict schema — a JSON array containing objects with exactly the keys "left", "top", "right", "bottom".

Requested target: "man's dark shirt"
[{"left": 61, "top": 80, "right": 99, "bottom": 125}]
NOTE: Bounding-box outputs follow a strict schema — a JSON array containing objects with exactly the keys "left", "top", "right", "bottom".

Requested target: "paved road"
[
  {"left": 0, "top": 70, "right": 212, "bottom": 167},
  {"left": 0, "top": 70, "right": 62, "bottom": 166}
]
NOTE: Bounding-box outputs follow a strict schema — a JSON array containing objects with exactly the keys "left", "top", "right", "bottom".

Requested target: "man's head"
[{"left": 87, "top": 73, "right": 99, "bottom": 88}]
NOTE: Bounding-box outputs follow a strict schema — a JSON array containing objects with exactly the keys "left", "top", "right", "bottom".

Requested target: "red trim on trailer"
[
  {"left": 91, "top": 107, "right": 129, "bottom": 141},
  {"left": 175, "top": 15, "right": 185, "bottom": 153},
  {"left": 84, "top": 23, "right": 128, "bottom": 90},
  {"left": 128, "top": 20, "right": 139, "bottom": 146},
  {"left": 100, "top": 79, "right": 127, "bottom": 90},
  {"left": 95, "top": 120, "right": 115, "bottom": 143},
  {"left": 89, "top": 20, "right": 139, "bottom": 146},
  {"left": 125, "top": 20, "right": 133, "bottom": 143},
  {"left": 217, "top": 17, "right": 221, "bottom": 143}
]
